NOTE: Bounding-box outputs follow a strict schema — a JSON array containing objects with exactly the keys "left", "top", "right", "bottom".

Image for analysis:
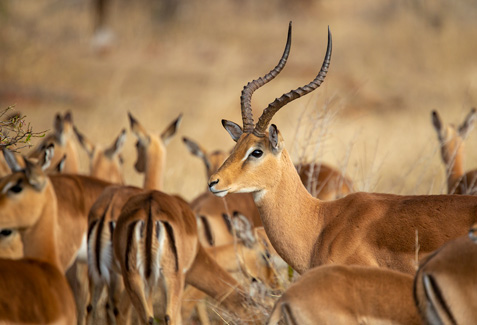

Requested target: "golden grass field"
[{"left": 2, "top": 0, "right": 477, "bottom": 201}]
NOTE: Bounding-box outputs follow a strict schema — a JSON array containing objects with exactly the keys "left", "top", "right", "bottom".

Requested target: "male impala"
[
  {"left": 0, "top": 147, "right": 77, "bottom": 324},
  {"left": 29, "top": 111, "right": 81, "bottom": 174},
  {"left": 414, "top": 235, "right": 477, "bottom": 324},
  {"left": 208, "top": 22, "right": 477, "bottom": 275},
  {"left": 432, "top": 108, "right": 477, "bottom": 194},
  {"left": 74, "top": 125, "right": 126, "bottom": 184},
  {"left": 267, "top": 264, "right": 420, "bottom": 325}
]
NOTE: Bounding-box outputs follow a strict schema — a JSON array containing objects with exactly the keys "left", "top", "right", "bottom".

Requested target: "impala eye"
[
  {"left": 0, "top": 229, "right": 13, "bottom": 237},
  {"left": 9, "top": 180, "right": 23, "bottom": 194},
  {"left": 250, "top": 149, "right": 263, "bottom": 158}
]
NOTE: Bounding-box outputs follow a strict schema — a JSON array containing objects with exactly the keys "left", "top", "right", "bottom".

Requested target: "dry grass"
[
  {"left": 2, "top": 0, "right": 477, "bottom": 201},
  {"left": 2, "top": 0, "right": 477, "bottom": 322}
]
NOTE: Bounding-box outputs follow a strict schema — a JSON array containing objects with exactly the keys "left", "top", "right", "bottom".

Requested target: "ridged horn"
[
  {"left": 253, "top": 27, "right": 332, "bottom": 137},
  {"left": 240, "top": 21, "right": 292, "bottom": 133}
]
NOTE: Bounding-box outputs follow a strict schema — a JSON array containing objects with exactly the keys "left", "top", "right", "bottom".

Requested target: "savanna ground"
[{"left": 1, "top": 0, "right": 477, "bottom": 322}]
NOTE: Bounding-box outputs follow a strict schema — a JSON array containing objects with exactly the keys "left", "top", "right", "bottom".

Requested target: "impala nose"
[{"left": 208, "top": 179, "right": 219, "bottom": 189}]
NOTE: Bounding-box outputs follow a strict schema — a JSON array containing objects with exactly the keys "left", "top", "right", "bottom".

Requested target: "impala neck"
[
  {"left": 143, "top": 151, "right": 165, "bottom": 191},
  {"left": 22, "top": 184, "right": 61, "bottom": 269},
  {"left": 252, "top": 149, "right": 321, "bottom": 274}
]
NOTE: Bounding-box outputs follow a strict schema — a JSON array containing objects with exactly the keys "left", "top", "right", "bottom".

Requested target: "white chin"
[{"left": 214, "top": 190, "right": 228, "bottom": 198}]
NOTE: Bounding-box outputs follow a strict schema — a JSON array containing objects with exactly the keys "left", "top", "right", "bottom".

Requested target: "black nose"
[{"left": 208, "top": 179, "right": 219, "bottom": 188}]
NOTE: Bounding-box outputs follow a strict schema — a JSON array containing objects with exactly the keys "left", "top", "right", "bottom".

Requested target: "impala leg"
[
  {"left": 67, "top": 259, "right": 91, "bottom": 325},
  {"left": 122, "top": 272, "right": 154, "bottom": 324},
  {"left": 180, "top": 285, "right": 207, "bottom": 322},
  {"left": 106, "top": 272, "right": 123, "bottom": 325},
  {"left": 116, "top": 289, "right": 132, "bottom": 325},
  {"left": 86, "top": 274, "right": 106, "bottom": 325},
  {"left": 162, "top": 272, "right": 184, "bottom": 325}
]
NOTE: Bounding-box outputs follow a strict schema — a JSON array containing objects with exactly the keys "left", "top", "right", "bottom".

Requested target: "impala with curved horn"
[{"left": 208, "top": 22, "right": 477, "bottom": 275}]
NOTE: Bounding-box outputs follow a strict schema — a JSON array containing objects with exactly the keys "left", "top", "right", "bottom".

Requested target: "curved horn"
[
  {"left": 253, "top": 27, "right": 332, "bottom": 137},
  {"left": 240, "top": 22, "right": 292, "bottom": 133}
]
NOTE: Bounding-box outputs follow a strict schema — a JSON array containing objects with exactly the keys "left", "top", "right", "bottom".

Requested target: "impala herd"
[{"left": 1, "top": 22, "right": 477, "bottom": 325}]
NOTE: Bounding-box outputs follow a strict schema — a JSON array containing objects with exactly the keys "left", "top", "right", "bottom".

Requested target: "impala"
[
  {"left": 432, "top": 108, "right": 477, "bottom": 194},
  {"left": 267, "top": 264, "right": 420, "bottom": 325},
  {"left": 113, "top": 190, "right": 253, "bottom": 324},
  {"left": 414, "top": 234, "right": 477, "bottom": 324},
  {"left": 129, "top": 112, "right": 182, "bottom": 191},
  {"left": 86, "top": 113, "right": 182, "bottom": 323},
  {"left": 181, "top": 212, "right": 281, "bottom": 323},
  {"left": 296, "top": 162, "right": 354, "bottom": 200},
  {"left": 74, "top": 125, "right": 126, "bottom": 184},
  {"left": 208, "top": 22, "right": 477, "bottom": 275},
  {"left": 0, "top": 147, "right": 77, "bottom": 324},
  {"left": 29, "top": 111, "right": 81, "bottom": 174}
]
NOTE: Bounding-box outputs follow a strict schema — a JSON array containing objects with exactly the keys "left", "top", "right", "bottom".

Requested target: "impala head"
[
  {"left": 29, "top": 111, "right": 80, "bottom": 173},
  {"left": 0, "top": 145, "right": 58, "bottom": 262},
  {"left": 432, "top": 108, "right": 476, "bottom": 166},
  {"left": 128, "top": 112, "right": 182, "bottom": 173},
  {"left": 182, "top": 136, "right": 229, "bottom": 180},
  {"left": 74, "top": 125, "right": 126, "bottom": 183},
  {"left": 209, "top": 22, "right": 332, "bottom": 197}
]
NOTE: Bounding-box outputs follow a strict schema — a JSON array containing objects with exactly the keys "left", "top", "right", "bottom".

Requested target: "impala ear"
[
  {"left": 55, "top": 154, "right": 67, "bottom": 173},
  {"left": 105, "top": 128, "right": 127, "bottom": 158},
  {"left": 161, "top": 114, "right": 182, "bottom": 146},
  {"left": 54, "top": 113, "right": 65, "bottom": 144},
  {"left": 3, "top": 148, "right": 22, "bottom": 172},
  {"left": 24, "top": 157, "right": 47, "bottom": 190},
  {"left": 182, "top": 137, "right": 211, "bottom": 172},
  {"left": 39, "top": 143, "right": 55, "bottom": 171},
  {"left": 182, "top": 137, "right": 204, "bottom": 158},
  {"left": 458, "top": 107, "right": 477, "bottom": 138},
  {"left": 222, "top": 120, "right": 243, "bottom": 142},
  {"left": 431, "top": 110, "right": 443, "bottom": 141},
  {"left": 128, "top": 112, "right": 149, "bottom": 145},
  {"left": 269, "top": 124, "right": 281, "bottom": 151},
  {"left": 73, "top": 126, "right": 95, "bottom": 157}
]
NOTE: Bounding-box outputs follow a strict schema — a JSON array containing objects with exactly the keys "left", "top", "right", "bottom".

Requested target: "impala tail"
[
  {"left": 125, "top": 216, "right": 177, "bottom": 292},
  {"left": 87, "top": 207, "right": 116, "bottom": 285}
]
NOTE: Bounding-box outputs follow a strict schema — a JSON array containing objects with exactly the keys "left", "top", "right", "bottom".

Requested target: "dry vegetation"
[
  {"left": 1, "top": 0, "right": 477, "bottom": 323},
  {"left": 2, "top": 0, "right": 477, "bottom": 200}
]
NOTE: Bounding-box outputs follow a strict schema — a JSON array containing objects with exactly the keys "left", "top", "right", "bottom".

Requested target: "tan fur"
[
  {"left": 129, "top": 113, "right": 181, "bottom": 191},
  {"left": 113, "top": 190, "right": 252, "bottom": 324},
  {"left": 86, "top": 113, "right": 180, "bottom": 323},
  {"left": 414, "top": 235, "right": 477, "bottom": 324},
  {"left": 432, "top": 109, "right": 477, "bottom": 194},
  {"left": 210, "top": 130, "right": 477, "bottom": 275},
  {"left": 183, "top": 137, "right": 262, "bottom": 247},
  {"left": 181, "top": 223, "right": 281, "bottom": 322},
  {"left": 0, "top": 154, "right": 76, "bottom": 324},
  {"left": 267, "top": 265, "right": 420, "bottom": 325},
  {"left": 29, "top": 111, "right": 81, "bottom": 174},
  {"left": 74, "top": 126, "right": 126, "bottom": 184}
]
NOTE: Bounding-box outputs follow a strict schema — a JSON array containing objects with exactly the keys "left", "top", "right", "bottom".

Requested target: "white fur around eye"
[{"left": 242, "top": 147, "right": 255, "bottom": 162}]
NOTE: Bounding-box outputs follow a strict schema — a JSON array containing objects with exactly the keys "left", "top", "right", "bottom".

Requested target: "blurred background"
[{"left": 1, "top": 0, "right": 477, "bottom": 201}]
